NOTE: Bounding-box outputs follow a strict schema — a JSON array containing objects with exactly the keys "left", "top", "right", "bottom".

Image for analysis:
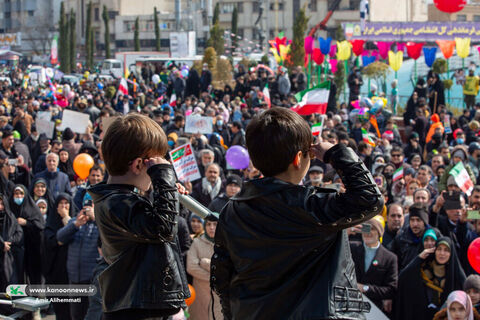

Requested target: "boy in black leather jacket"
[
  {"left": 211, "top": 108, "right": 384, "bottom": 320},
  {"left": 89, "top": 114, "right": 189, "bottom": 320}
]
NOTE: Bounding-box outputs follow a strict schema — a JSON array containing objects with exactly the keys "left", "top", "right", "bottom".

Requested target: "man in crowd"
[{"left": 34, "top": 152, "right": 72, "bottom": 198}]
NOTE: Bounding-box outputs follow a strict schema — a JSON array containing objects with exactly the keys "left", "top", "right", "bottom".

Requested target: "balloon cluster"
[{"left": 269, "top": 36, "right": 291, "bottom": 65}]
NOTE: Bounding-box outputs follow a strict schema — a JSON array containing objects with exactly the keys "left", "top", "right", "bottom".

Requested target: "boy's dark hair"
[
  {"left": 102, "top": 114, "right": 168, "bottom": 175},
  {"left": 246, "top": 108, "right": 312, "bottom": 177},
  {"left": 89, "top": 165, "right": 105, "bottom": 176}
]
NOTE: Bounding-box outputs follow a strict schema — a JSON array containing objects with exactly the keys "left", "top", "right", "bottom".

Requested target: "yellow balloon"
[
  {"left": 371, "top": 96, "right": 388, "bottom": 107},
  {"left": 336, "top": 41, "right": 352, "bottom": 61},
  {"left": 388, "top": 50, "right": 403, "bottom": 72},
  {"left": 84, "top": 71, "right": 90, "bottom": 79},
  {"left": 455, "top": 37, "right": 471, "bottom": 59}
]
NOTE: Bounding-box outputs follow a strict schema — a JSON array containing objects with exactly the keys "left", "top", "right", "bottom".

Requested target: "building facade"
[{"left": 428, "top": 0, "right": 480, "bottom": 22}]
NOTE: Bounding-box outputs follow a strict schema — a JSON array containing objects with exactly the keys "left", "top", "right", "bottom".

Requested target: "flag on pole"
[
  {"left": 393, "top": 167, "right": 403, "bottom": 182},
  {"left": 291, "top": 81, "right": 330, "bottom": 115},
  {"left": 361, "top": 128, "right": 375, "bottom": 147},
  {"left": 450, "top": 161, "right": 474, "bottom": 195},
  {"left": 312, "top": 116, "right": 325, "bottom": 136},
  {"left": 170, "top": 93, "right": 177, "bottom": 107},
  {"left": 118, "top": 78, "right": 128, "bottom": 96},
  {"left": 262, "top": 84, "right": 271, "bottom": 108}
]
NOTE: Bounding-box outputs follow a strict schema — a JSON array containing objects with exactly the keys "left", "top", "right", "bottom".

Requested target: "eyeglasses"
[{"left": 391, "top": 154, "right": 402, "bottom": 157}]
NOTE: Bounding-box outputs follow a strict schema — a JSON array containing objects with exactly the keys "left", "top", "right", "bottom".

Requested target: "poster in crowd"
[
  {"left": 58, "top": 109, "right": 90, "bottom": 134},
  {"left": 185, "top": 115, "right": 213, "bottom": 134},
  {"left": 169, "top": 143, "right": 201, "bottom": 182}
]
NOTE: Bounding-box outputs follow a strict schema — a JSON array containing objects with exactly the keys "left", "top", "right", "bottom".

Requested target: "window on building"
[
  {"left": 457, "top": 14, "right": 467, "bottom": 21},
  {"left": 270, "top": 2, "right": 284, "bottom": 10},
  {"left": 253, "top": 2, "right": 260, "bottom": 12},
  {"left": 474, "top": 15, "right": 480, "bottom": 22},
  {"left": 222, "top": 3, "right": 235, "bottom": 13},
  {"left": 349, "top": 0, "right": 361, "bottom": 10},
  {"left": 108, "top": 11, "right": 116, "bottom": 19},
  {"left": 237, "top": 2, "right": 243, "bottom": 13},
  {"left": 309, "top": 0, "right": 317, "bottom": 11},
  {"left": 124, "top": 21, "right": 134, "bottom": 32},
  {"left": 28, "top": 10, "right": 34, "bottom": 17},
  {"left": 237, "top": 28, "right": 244, "bottom": 38},
  {"left": 94, "top": 7, "right": 99, "bottom": 21}
]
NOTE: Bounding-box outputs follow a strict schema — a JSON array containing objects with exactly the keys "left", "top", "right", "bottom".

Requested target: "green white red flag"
[
  {"left": 361, "top": 128, "right": 375, "bottom": 147},
  {"left": 393, "top": 167, "right": 403, "bottom": 182},
  {"left": 291, "top": 81, "right": 330, "bottom": 115},
  {"left": 450, "top": 161, "right": 474, "bottom": 195}
]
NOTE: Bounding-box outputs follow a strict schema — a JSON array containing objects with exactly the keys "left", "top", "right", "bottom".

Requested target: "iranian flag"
[
  {"left": 393, "top": 167, "right": 403, "bottom": 182},
  {"left": 262, "top": 84, "right": 271, "bottom": 108},
  {"left": 312, "top": 116, "right": 324, "bottom": 136},
  {"left": 291, "top": 81, "right": 330, "bottom": 115},
  {"left": 450, "top": 161, "right": 474, "bottom": 195},
  {"left": 361, "top": 128, "right": 375, "bottom": 147},
  {"left": 118, "top": 78, "right": 128, "bottom": 96},
  {"left": 170, "top": 93, "right": 177, "bottom": 107}
]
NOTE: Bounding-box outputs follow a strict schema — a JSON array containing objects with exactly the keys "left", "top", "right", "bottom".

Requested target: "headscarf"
[
  {"left": 446, "top": 290, "right": 474, "bottom": 320},
  {"left": 9, "top": 184, "right": 44, "bottom": 231},
  {"left": 30, "top": 177, "right": 55, "bottom": 216}
]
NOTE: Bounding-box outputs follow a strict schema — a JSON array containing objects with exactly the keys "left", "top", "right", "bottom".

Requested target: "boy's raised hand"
[
  {"left": 310, "top": 142, "right": 334, "bottom": 162},
  {"left": 145, "top": 157, "right": 170, "bottom": 168}
]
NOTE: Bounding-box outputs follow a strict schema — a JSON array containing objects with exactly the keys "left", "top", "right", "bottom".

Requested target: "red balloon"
[
  {"left": 312, "top": 48, "right": 324, "bottom": 65},
  {"left": 406, "top": 42, "right": 424, "bottom": 60},
  {"left": 350, "top": 40, "right": 365, "bottom": 57},
  {"left": 468, "top": 238, "right": 480, "bottom": 273},
  {"left": 434, "top": 0, "right": 466, "bottom": 13}
]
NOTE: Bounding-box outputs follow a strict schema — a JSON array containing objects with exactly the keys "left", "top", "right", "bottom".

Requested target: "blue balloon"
[
  {"left": 97, "top": 82, "right": 104, "bottom": 90},
  {"left": 319, "top": 37, "right": 332, "bottom": 55},
  {"left": 362, "top": 55, "right": 376, "bottom": 67},
  {"left": 371, "top": 100, "right": 384, "bottom": 114},
  {"left": 423, "top": 47, "right": 437, "bottom": 68}
]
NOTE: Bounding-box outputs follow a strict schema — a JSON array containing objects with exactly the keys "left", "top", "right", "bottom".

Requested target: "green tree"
[
  {"left": 213, "top": 3, "right": 220, "bottom": 25},
  {"left": 154, "top": 7, "right": 161, "bottom": 51},
  {"left": 102, "top": 5, "right": 111, "bottom": 58},
  {"left": 334, "top": 62, "right": 345, "bottom": 100},
  {"left": 362, "top": 61, "right": 391, "bottom": 95},
  {"left": 134, "top": 17, "right": 140, "bottom": 51},
  {"left": 207, "top": 23, "right": 224, "bottom": 55},
  {"left": 289, "top": 7, "right": 309, "bottom": 68},
  {"left": 231, "top": 5, "right": 238, "bottom": 49},
  {"left": 69, "top": 9, "right": 76, "bottom": 71},
  {"left": 433, "top": 58, "right": 447, "bottom": 74},
  {"left": 58, "top": 2, "right": 70, "bottom": 73},
  {"left": 85, "top": 1, "right": 93, "bottom": 69}
]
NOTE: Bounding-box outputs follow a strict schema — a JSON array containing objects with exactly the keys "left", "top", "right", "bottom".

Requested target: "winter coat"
[
  {"left": 34, "top": 169, "right": 72, "bottom": 198},
  {"left": 211, "top": 144, "right": 384, "bottom": 319},
  {"left": 56, "top": 218, "right": 100, "bottom": 283},
  {"left": 187, "top": 235, "right": 223, "bottom": 320},
  {"left": 88, "top": 164, "right": 189, "bottom": 313}
]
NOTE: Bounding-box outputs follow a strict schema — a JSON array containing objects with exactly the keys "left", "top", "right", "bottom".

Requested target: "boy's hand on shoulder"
[
  {"left": 310, "top": 142, "right": 334, "bottom": 162},
  {"left": 145, "top": 157, "right": 170, "bottom": 168}
]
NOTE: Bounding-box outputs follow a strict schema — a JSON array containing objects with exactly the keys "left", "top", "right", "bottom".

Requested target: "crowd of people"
[{"left": 0, "top": 59, "right": 478, "bottom": 320}]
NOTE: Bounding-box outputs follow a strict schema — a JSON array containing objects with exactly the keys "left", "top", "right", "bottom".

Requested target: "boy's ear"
[
  {"left": 292, "top": 151, "right": 302, "bottom": 168},
  {"left": 129, "top": 158, "right": 143, "bottom": 174}
]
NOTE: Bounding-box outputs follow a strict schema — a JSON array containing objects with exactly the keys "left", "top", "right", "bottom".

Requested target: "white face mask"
[{"left": 31, "top": 134, "right": 39, "bottom": 142}]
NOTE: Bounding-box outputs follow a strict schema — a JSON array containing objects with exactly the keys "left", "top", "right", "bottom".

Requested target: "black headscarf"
[
  {"left": 395, "top": 236, "right": 466, "bottom": 320},
  {"left": 30, "top": 177, "right": 55, "bottom": 217},
  {"left": 43, "top": 193, "right": 77, "bottom": 278},
  {"left": 0, "top": 194, "right": 23, "bottom": 287},
  {"left": 9, "top": 184, "right": 44, "bottom": 231},
  {"left": 58, "top": 148, "right": 75, "bottom": 182}
]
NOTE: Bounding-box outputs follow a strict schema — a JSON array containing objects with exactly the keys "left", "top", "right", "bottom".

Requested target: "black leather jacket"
[
  {"left": 88, "top": 164, "right": 189, "bottom": 313},
  {"left": 211, "top": 145, "right": 383, "bottom": 319}
]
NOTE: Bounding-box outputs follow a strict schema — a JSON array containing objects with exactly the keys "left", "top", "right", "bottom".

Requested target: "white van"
[{"left": 100, "top": 59, "right": 123, "bottom": 78}]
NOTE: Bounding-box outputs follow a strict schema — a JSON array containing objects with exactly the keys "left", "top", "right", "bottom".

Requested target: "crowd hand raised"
[
  {"left": 347, "top": 225, "right": 362, "bottom": 236},
  {"left": 176, "top": 183, "right": 188, "bottom": 195},
  {"left": 310, "top": 142, "right": 334, "bottom": 162},
  {"left": 144, "top": 157, "right": 170, "bottom": 169},
  {"left": 419, "top": 247, "right": 435, "bottom": 259},
  {"left": 74, "top": 212, "right": 88, "bottom": 228},
  {"left": 3, "top": 241, "right": 11, "bottom": 252}
]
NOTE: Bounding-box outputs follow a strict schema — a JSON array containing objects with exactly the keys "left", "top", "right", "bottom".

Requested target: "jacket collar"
[
  {"left": 231, "top": 177, "right": 300, "bottom": 201},
  {"left": 88, "top": 182, "right": 136, "bottom": 203}
]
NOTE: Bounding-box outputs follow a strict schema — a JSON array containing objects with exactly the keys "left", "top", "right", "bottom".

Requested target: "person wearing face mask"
[
  {"left": 396, "top": 237, "right": 466, "bottom": 320},
  {"left": 452, "top": 129, "right": 467, "bottom": 147},
  {"left": 9, "top": 185, "right": 45, "bottom": 285},
  {"left": 35, "top": 199, "right": 48, "bottom": 220},
  {"left": 0, "top": 194, "right": 23, "bottom": 293},
  {"left": 43, "top": 193, "right": 76, "bottom": 320}
]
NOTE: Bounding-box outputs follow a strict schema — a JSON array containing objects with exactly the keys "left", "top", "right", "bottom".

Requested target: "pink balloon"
[
  {"left": 329, "top": 44, "right": 337, "bottom": 58},
  {"left": 477, "top": 46, "right": 480, "bottom": 56},
  {"left": 67, "top": 92, "right": 75, "bottom": 99},
  {"left": 396, "top": 42, "right": 406, "bottom": 52},
  {"left": 329, "top": 59, "right": 338, "bottom": 74},
  {"left": 376, "top": 41, "right": 393, "bottom": 60}
]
